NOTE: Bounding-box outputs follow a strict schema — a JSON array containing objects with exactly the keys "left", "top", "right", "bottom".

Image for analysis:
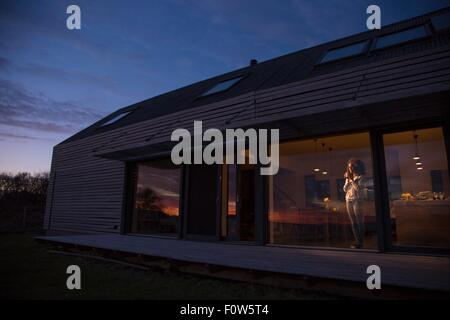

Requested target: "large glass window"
[
  {"left": 383, "top": 127, "right": 450, "bottom": 248},
  {"left": 268, "top": 132, "right": 377, "bottom": 249},
  {"left": 130, "top": 159, "right": 181, "bottom": 236}
]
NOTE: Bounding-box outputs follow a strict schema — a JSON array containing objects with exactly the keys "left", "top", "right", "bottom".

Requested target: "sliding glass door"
[
  {"left": 221, "top": 163, "right": 256, "bottom": 242},
  {"left": 267, "top": 132, "right": 377, "bottom": 249},
  {"left": 130, "top": 159, "right": 181, "bottom": 237},
  {"left": 383, "top": 127, "right": 450, "bottom": 248}
]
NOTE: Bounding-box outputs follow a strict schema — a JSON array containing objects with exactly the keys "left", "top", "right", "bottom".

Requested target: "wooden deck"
[{"left": 36, "top": 234, "right": 450, "bottom": 294}]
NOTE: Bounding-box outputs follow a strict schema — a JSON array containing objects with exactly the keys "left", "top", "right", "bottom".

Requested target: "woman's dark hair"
[{"left": 347, "top": 158, "right": 365, "bottom": 176}]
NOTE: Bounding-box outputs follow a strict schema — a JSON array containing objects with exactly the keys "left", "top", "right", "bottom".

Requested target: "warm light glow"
[
  {"left": 161, "top": 206, "right": 179, "bottom": 216},
  {"left": 413, "top": 156, "right": 420, "bottom": 160},
  {"left": 417, "top": 167, "right": 423, "bottom": 170},
  {"left": 415, "top": 162, "right": 422, "bottom": 166},
  {"left": 314, "top": 168, "right": 320, "bottom": 172},
  {"left": 228, "top": 201, "right": 237, "bottom": 216},
  {"left": 322, "top": 171, "right": 328, "bottom": 175}
]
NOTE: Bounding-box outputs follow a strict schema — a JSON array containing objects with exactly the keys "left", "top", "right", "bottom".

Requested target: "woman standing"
[{"left": 343, "top": 158, "right": 367, "bottom": 249}]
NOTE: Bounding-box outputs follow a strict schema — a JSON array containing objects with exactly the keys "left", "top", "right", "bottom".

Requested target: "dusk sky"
[{"left": 1, "top": 0, "right": 449, "bottom": 173}]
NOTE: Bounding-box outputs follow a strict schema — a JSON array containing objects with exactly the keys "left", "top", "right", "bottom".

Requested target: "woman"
[{"left": 343, "top": 158, "right": 367, "bottom": 249}]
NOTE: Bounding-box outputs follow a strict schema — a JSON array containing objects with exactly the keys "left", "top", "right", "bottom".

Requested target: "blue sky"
[{"left": 1, "top": 0, "right": 449, "bottom": 173}]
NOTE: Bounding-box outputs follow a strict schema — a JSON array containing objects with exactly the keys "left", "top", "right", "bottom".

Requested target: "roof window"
[
  {"left": 201, "top": 76, "right": 244, "bottom": 96},
  {"left": 320, "top": 41, "right": 368, "bottom": 63},
  {"left": 374, "top": 26, "right": 427, "bottom": 50},
  {"left": 101, "top": 111, "right": 132, "bottom": 126},
  {"left": 431, "top": 12, "right": 450, "bottom": 32}
]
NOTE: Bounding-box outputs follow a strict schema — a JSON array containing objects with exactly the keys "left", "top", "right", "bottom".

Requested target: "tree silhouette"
[{"left": 138, "top": 187, "right": 161, "bottom": 212}]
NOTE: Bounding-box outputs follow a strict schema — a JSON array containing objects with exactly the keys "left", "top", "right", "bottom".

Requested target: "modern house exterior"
[{"left": 44, "top": 7, "right": 450, "bottom": 258}]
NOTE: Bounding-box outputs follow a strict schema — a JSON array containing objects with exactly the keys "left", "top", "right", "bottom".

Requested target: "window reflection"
[
  {"left": 227, "top": 164, "right": 238, "bottom": 239},
  {"left": 383, "top": 127, "right": 450, "bottom": 248},
  {"left": 268, "top": 132, "right": 377, "bottom": 249},
  {"left": 131, "top": 159, "right": 180, "bottom": 236}
]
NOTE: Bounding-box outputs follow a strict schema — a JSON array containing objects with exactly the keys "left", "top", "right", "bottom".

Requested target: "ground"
[{"left": 0, "top": 233, "right": 336, "bottom": 300}]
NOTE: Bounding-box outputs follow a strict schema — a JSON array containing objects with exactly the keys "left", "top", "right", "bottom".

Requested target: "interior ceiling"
[
  {"left": 383, "top": 127, "right": 444, "bottom": 146},
  {"left": 280, "top": 127, "right": 444, "bottom": 156},
  {"left": 280, "top": 132, "right": 371, "bottom": 155}
]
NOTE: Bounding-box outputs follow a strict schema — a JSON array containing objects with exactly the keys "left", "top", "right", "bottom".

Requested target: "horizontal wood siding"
[
  {"left": 45, "top": 144, "right": 125, "bottom": 233},
  {"left": 45, "top": 45, "right": 450, "bottom": 234}
]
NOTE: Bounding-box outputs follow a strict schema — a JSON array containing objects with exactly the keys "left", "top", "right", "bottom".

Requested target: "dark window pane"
[
  {"left": 268, "top": 132, "right": 377, "bottom": 249},
  {"left": 431, "top": 12, "right": 450, "bottom": 31},
  {"left": 431, "top": 170, "right": 444, "bottom": 193},
  {"left": 320, "top": 41, "right": 367, "bottom": 63},
  {"left": 374, "top": 26, "right": 427, "bottom": 49},
  {"left": 201, "top": 77, "right": 243, "bottom": 96},
  {"left": 383, "top": 127, "right": 450, "bottom": 248},
  {"left": 131, "top": 159, "right": 180, "bottom": 236},
  {"left": 186, "top": 164, "right": 218, "bottom": 236}
]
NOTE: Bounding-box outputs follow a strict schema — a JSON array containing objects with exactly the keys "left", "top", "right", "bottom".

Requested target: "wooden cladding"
[{"left": 45, "top": 45, "right": 450, "bottom": 234}]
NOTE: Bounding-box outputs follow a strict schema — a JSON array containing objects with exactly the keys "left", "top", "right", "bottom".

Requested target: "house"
[{"left": 44, "top": 6, "right": 450, "bottom": 265}]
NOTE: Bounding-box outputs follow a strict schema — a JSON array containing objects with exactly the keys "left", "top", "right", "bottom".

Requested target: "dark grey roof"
[{"left": 61, "top": 6, "right": 450, "bottom": 144}]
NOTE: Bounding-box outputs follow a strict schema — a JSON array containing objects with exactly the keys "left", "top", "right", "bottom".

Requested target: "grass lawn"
[{"left": 0, "top": 233, "right": 336, "bottom": 300}]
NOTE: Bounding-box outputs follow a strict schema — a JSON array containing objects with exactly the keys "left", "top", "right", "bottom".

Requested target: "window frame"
[
  {"left": 121, "top": 119, "right": 450, "bottom": 255},
  {"left": 266, "top": 130, "right": 379, "bottom": 250},
  {"left": 100, "top": 110, "right": 133, "bottom": 127},
  {"left": 370, "top": 25, "right": 430, "bottom": 51},
  {"left": 371, "top": 120, "right": 450, "bottom": 255},
  {"left": 262, "top": 118, "right": 450, "bottom": 255},
  {"left": 317, "top": 40, "right": 370, "bottom": 65},
  {"left": 199, "top": 75, "right": 246, "bottom": 98},
  {"left": 124, "top": 157, "right": 183, "bottom": 238}
]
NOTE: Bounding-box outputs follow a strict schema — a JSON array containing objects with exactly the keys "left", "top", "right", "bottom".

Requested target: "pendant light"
[
  {"left": 322, "top": 147, "right": 332, "bottom": 175},
  {"left": 321, "top": 142, "right": 327, "bottom": 175},
  {"left": 313, "top": 139, "right": 320, "bottom": 173},
  {"left": 413, "top": 132, "right": 423, "bottom": 170}
]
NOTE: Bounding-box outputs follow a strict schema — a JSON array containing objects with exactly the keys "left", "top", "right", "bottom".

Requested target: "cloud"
[
  {"left": 0, "top": 132, "right": 56, "bottom": 142},
  {"left": 0, "top": 79, "right": 102, "bottom": 134},
  {"left": 0, "top": 56, "right": 121, "bottom": 94}
]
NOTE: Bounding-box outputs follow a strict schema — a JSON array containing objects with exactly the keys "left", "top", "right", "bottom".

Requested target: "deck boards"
[{"left": 36, "top": 234, "right": 450, "bottom": 292}]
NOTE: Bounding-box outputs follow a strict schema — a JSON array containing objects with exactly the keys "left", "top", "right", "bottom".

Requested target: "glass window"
[
  {"left": 320, "top": 41, "right": 368, "bottom": 63},
  {"left": 201, "top": 76, "right": 243, "bottom": 96},
  {"left": 227, "top": 164, "right": 238, "bottom": 239},
  {"left": 374, "top": 26, "right": 427, "bottom": 50},
  {"left": 221, "top": 162, "right": 256, "bottom": 241},
  {"left": 431, "top": 12, "right": 450, "bottom": 32},
  {"left": 383, "top": 127, "right": 450, "bottom": 248},
  {"left": 268, "top": 133, "right": 377, "bottom": 249},
  {"left": 101, "top": 111, "right": 131, "bottom": 126},
  {"left": 130, "top": 159, "right": 181, "bottom": 236}
]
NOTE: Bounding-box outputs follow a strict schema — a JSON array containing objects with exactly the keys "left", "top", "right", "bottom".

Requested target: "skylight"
[
  {"left": 320, "top": 41, "right": 368, "bottom": 63},
  {"left": 431, "top": 12, "right": 450, "bottom": 32},
  {"left": 374, "top": 26, "right": 427, "bottom": 50},
  {"left": 201, "top": 76, "right": 243, "bottom": 96},
  {"left": 101, "top": 111, "right": 131, "bottom": 126}
]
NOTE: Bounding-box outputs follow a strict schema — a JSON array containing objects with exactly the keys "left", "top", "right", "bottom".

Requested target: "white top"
[{"left": 343, "top": 175, "right": 366, "bottom": 201}]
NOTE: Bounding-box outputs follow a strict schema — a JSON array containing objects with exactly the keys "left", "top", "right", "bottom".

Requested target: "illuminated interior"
[{"left": 268, "top": 132, "right": 377, "bottom": 248}]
